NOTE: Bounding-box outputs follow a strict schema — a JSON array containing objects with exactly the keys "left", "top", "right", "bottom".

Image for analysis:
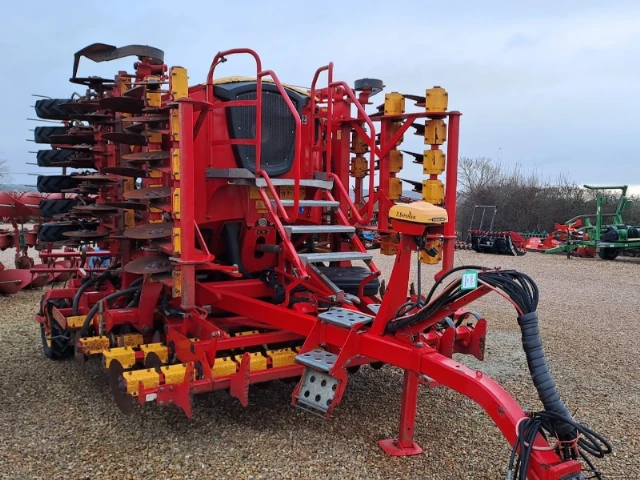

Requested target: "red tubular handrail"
[
  {"left": 255, "top": 69, "right": 302, "bottom": 222},
  {"left": 309, "top": 63, "right": 334, "bottom": 173},
  {"left": 325, "top": 175, "right": 364, "bottom": 224},
  {"left": 328, "top": 81, "right": 376, "bottom": 223}
]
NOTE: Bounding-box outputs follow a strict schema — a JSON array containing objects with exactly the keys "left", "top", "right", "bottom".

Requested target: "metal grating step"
[
  {"left": 295, "top": 348, "right": 338, "bottom": 372},
  {"left": 298, "top": 252, "right": 373, "bottom": 264},
  {"left": 255, "top": 178, "right": 334, "bottom": 189},
  {"left": 285, "top": 225, "right": 355, "bottom": 235},
  {"left": 274, "top": 199, "right": 340, "bottom": 208},
  {"left": 318, "top": 307, "right": 374, "bottom": 328},
  {"left": 295, "top": 368, "right": 339, "bottom": 413}
]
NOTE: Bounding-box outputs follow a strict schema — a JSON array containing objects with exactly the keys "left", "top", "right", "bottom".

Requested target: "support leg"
[{"left": 378, "top": 370, "right": 424, "bottom": 456}]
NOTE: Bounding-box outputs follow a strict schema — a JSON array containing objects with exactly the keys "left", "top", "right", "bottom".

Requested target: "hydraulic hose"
[
  {"left": 78, "top": 285, "right": 143, "bottom": 338},
  {"left": 517, "top": 311, "right": 574, "bottom": 437},
  {"left": 71, "top": 263, "right": 121, "bottom": 316}
]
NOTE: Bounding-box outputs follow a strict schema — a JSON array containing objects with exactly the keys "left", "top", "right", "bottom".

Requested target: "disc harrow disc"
[
  {"left": 143, "top": 351, "right": 164, "bottom": 371},
  {"left": 102, "top": 167, "right": 148, "bottom": 178},
  {"left": 124, "top": 254, "right": 173, "bottom": 275},
  {"left": 123, "top": 222, "right": 173, "bottom": 240},
  {"left": 121, "top": 115, "right": 169, "bottom": 123},
  {"left": 49, "top": 133, "right": 97, "bottom": 145},
  {"left": 123, "top": 186, "right": 171, "bottom": 201},
  {"left": 74, "top": 173, "right": 118, "bottom": 183},
  {"left": 109, "top": 360, "right": 134, "bottom": 415},
  {"left": 103, "top": 132, "right": 148, "bottom": 146},
  {"left": 72, "top": 204, "right": 119, "bottom": 214},
  {"left": 100, "top": 96, "right": 145, "bottom": 114},
  {"left": 122, "top": 151, "right": 170, "bottom": 163},
  {"left": 69, "top": 113, "right": 113, "bottom": 122},
  {"left": 103, "top": 201, "right": 147, "bottom": 211},
  {"left": 63, "top": 230, "right": 111, "bottom": 240},
  {"left": 59, "top": 101, "right": 99, "bottom": 112}
]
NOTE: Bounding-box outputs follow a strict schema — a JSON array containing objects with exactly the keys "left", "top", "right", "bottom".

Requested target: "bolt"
[
  {"left": 169, "top": 385, "right": 174, "bottom": 391},
  {"left": 415, "top": 341, "right": 424, "bottom": 348}
]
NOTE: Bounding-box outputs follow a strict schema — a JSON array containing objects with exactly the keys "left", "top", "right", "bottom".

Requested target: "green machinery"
[{"left": 545, "top": 185, "right": 640, "bottom": 260}]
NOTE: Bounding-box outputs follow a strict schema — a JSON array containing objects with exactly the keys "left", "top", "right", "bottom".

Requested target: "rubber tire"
[
  {"left": 40, "top": 300, "right": 74, "bottom": 360},
  {"left": 37, "top": 149, "right": 75, "bottom": 167},
  {"left": 34, "top": 98, "right": 72, "bottom": 120},
  {"left": 39, "top": 199, "right": 79, "bottom": 218},
  {"left": 37, "top": 222, "right": 77, "bottom": 243},
  {"left": 34, "top": 126, "right": 68, "bottom": 144},
  {"left": 37, "top": 175, "right": 78, "bottom": 193},
  {"left": 598, "top": 247, "right": 619, "bottom": 260}
]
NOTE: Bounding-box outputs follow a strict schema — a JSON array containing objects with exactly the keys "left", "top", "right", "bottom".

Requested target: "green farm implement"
[{"left": 543, "top": 185, "right": 640, "bottom": 260}]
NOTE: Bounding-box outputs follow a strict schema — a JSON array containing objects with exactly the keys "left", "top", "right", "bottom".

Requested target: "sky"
[{"left": 2, "top": 0, "right": 640, "bottom": 194}]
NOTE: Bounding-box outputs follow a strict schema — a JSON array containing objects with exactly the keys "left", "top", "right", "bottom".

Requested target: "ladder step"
[
  {"left": 255, "top": 178, "right": 334, "bottom": 190},
  {"left": 298, "top": 252, "right": 373, "bottom": 264},
  {"left": 274, "top": 199, "right": 340, "bottom": 208},
  {"left": 295, "top": 368, "right": 339, "bottom": 414},
  {"left": 318, "top": 307, "right": 374, "bottom": 328},
  {"left": 295, "top": 348, "right": 338, "bottom": 372},
  {"left": 285, "top": 225, "right": 355, "bottom": 235}
]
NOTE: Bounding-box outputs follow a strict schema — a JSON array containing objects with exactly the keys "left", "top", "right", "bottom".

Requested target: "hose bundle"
[{"left": 385, "top": 265, "right": 612, "bottom": 479}]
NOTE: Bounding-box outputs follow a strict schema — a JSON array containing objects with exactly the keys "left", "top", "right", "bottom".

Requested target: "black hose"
[
  {"left": 71, "top": 262, "right": 121, "bottom": 316},
  {"left": 78, "top": 285, "right": 142, "bottom": 337},
  {"left": 517, "top": 311, "right": 573, "bottom": 437}
]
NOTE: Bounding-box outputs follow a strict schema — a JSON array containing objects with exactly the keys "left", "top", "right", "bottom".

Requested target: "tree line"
[{"left": 456, "top": 157, "right": 640, "bottom": 236}]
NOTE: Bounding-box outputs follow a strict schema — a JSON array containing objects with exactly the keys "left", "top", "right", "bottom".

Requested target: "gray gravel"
[{"left": 0, "top": 248, "right": 638, "bottom": 479}]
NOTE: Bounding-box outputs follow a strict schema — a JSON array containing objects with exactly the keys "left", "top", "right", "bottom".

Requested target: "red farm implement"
[
  {"left": 455, "top": 205, "right": 527, "bottom": 256},
  {"left": 31, "top": 43, "right": 612, "bottom": 479}
]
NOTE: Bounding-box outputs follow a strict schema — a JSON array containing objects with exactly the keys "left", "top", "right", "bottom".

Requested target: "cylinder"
[
  {"left": 350, "top": 155, "right": 368, "bottom": 178},
  {"left": 423, "top": 150, "right": 445, "bottom": 175},
  {"left": 425, "top": 86, "right": 448, "bottom": 113},
  {"left": 422, "top": 179, "right": 444, "bottom": 205},
  {"left": 389, "top": 150, "right": 403, "bottom": 173},
  {"left": 424, "top": 119, "right": 447, "bottom": 145},
  {"left": 384, "top": 92, "right": 405, "bottom": 115},
  {"left": 389, "top": 177, "right": 403, "bottom": 200}
]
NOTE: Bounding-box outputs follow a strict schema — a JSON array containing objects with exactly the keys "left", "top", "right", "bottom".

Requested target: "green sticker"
[{"left": 461, "top": 270, "right": 478, "bottom": 291}]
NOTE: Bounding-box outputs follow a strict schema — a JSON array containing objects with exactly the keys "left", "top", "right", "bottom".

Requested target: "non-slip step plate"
[
  {"left": 295, "top": 348, "right": 338, "bottom": 372},
  {"left": 318, "top": 308, "right": 374, "bottom": 328}
]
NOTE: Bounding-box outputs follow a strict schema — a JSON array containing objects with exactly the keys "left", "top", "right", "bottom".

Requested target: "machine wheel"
[
  {"left": 37, "top": 149, "right": 74, "bottom": 167},
  {"left": 40, "top": 300, "right": 74, "bottom": 360},
  {"left": 37, "top": 222, "right": 77, "bottom": 243},
  {"left": 34, "top": 126, "right": 68, "bottom": 144},
  {"left": 39, "top": 199, "right": 79, "bottom": 218},
  {"left": 598, "top": 248, "right": 619, "bottom": 261},
  {"left": 34, "top": 98, "right": 72, "bottom": 120},
  {"left": 37, "top": 175, "right": 78, "bottom": 193}
]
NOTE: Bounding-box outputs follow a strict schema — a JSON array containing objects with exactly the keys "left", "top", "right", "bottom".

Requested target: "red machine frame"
[{"left": 32, "top": 45, "right": 607, "bottom": 480}]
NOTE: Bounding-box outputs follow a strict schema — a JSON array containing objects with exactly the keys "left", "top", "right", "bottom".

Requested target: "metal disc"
[
  {"left": 124, "top": 254, "right": 173, "bottom": 274},
  {"left": 102, "top": 201, "right": 147, "bottom": 211},
  {"left": 103, "top": 132, "right": 148, "bottom": 146},
  {"left": 102, "top": 167, "right": 148, "bottom": 178},
  {"left": 144, "top": 351, "right": 164, "bottom": 371},
  {"left": 69, "top": 113, "right": 113, "bottom": 122},
  {"left": 58, "top": 101, "right": 100, "bottom": 113},
  {"left": 63, "top": 230, "right": 110, "bottom": 239},
  {"left": 123, "top": 222, "right": 173, "bottom": 240},
  {"left": 50, "top": 133, "right": 96, "bottom": 145},
  {"left": 122, "top": 151, "right": 170, "bottom": 163},
  {"left": 108, "top": 360, "right": 134, "bottom": 415},
  {"left": 123, "top": 186, "right": 171, "bottom": 201},
  {"left": 70, "top": 76, "right": 115, "bottom": 88},
  {"left": 123, "top": 85, "right": 144, "bottom": 98},
  {"left": 121, "top": 115, "right": 168, "bottom": 123},
  {"left": 72, "top": 204, "right": 118, "bottom": 214},
  {"left": 75, "top": 173, "right": 118, "bottom": 183},
  {"left": 100, "top": 96, "right": 145, "bottom": 114}
]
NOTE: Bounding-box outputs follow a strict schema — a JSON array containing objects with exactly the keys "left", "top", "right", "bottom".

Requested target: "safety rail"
[
  {"left": 325, "top": 174, "right": 364, "bottom": 225},
  {"left": 329, "top": 81, "right": 376, "bottom": 223},
  {"left": 207, "top": 49, "right": 302, "bottom": 222},
  {"left": 309, "top": 63, "right": 334, "bottom": 173}
]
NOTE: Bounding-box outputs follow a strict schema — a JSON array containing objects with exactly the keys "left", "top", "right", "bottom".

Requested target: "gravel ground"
[{"left": 0, "top": 247, "right": 638, "bottom": 479}]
